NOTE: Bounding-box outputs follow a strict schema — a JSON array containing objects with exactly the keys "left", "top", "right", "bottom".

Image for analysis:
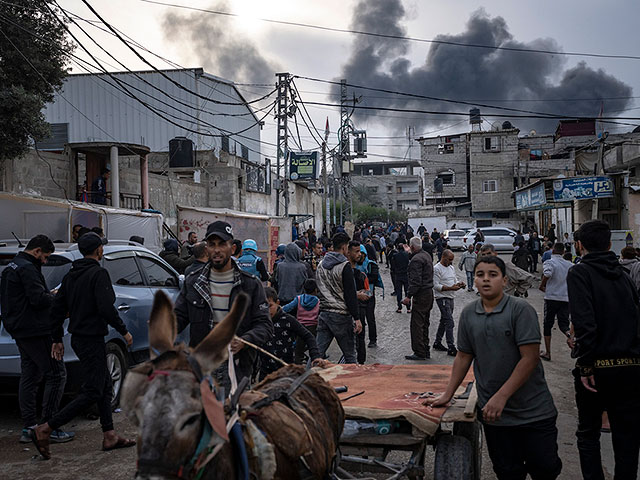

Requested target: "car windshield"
[
  {"left": 0, "top": 254, "right": 72, "bottom": 290},
  {"left": 448, "top": 232, "right": 464, "bottom": 237}
]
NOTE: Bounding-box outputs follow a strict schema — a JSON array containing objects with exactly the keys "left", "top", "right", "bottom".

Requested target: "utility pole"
[
  {"left": 339, "top": 79, "right": 352, "bottom": 224},
  {"left": 322, "top": 117, "right": 330, "bottom": 235},
  {"left": 275, "top": 72, "right": 291, "bottom": 216}
]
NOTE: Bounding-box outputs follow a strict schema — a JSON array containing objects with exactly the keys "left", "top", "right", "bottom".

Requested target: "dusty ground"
[{"left": 0, "top": 252, "right": 621, "bottom": 479}]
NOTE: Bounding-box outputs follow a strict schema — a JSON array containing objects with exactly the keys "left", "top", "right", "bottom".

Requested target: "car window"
[
  {"left": 492, "top": 229, "right": 512, "bottom": 236},
  {"left": 104, "top": 256, "right": 144, "bottom": 286},
  {"left": 42, "top": 255, "right": 73, "bottom": 289},
  {"left": 138, "top": 257, "right": 179, "bottom": 287},
  {"left": 448, "top": 231, "right": 465, "bottom": 237}
]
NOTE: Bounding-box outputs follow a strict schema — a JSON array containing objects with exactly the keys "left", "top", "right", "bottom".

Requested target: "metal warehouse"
[{"left": 41, "top": 68, "right": 264, "bottom": 162}]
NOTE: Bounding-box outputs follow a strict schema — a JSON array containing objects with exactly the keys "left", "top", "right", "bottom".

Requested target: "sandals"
[
  {"left": 102, "top": 436, "right": 136, "bottom": 451},
  {"left": 540, "top": 352, "right": 551, "bottom": 361},
  {"left": 29, "top": 428, "right": 51, "bottom": 460}
]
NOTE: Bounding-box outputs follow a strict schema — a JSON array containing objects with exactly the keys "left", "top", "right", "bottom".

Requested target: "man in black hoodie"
[
  {"left": 567, "top": 220, "right": 640, "bottom": 479},
  {"left": 31, "top": 233, "right": 135, "bottom": 459},
  {"left": 0, "top": 235, "right": 73, "bottom": 444}
]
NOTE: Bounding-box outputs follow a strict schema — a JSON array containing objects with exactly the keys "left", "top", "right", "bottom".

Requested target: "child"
[
  {"left": 261, "top": 287, "right": 320, "bottom": 379},
  {"left": 282, "top": 279, "right": 321, "bottom": 364},
  {"left": 458, "top": 244, "right": 477, "bottom": 292},
  {"left": 428, "top": 255, "right": 562, "bottom": 479}
]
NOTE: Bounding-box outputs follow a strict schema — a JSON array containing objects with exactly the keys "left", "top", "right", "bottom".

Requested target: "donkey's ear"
[
  {"left": 193, "top": 292, "right": 249, "bottom": 373},
  {"left": 148, "top": 290, "right": 177, "bottom": 359}
]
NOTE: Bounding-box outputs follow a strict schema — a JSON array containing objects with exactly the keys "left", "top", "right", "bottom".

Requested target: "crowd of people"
[{"left": 1, "top": 217, "right": 639, "bottom": 479}]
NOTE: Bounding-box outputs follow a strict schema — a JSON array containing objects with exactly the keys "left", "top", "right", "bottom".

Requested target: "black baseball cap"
[
  {"left": 78, "top": 231, "right": 108, "bottom": 254},
  {"left": 205, "top": 221, "right": 233, "bottom": 241}
]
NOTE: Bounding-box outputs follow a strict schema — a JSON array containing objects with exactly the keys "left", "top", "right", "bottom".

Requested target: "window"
[
  {"left": 103, "top": 256, "right": 144, "bottom": 286},
  {"left": 387, "top": 185, "right": 393, "bottom": 192},
  {"left": 139, "top": 257, "right": 179, "bottom": 287},
  {"left": 437, "top": 170, "right": 455, "bottom": 186},
  {"left": 483, "top": 137, "right": 500, "bottom": 152},
  {"left": 482, "top": 180, "right": 498, "bottom": 193},
  {"left": 221, "top": 135, "right": 230, "bottom": 153},
  {"left": 437, "top": 144, "right": 454, "bottom": 154},
  {"left": 366, "top": 186, "right": 378, "bottom": 194}
]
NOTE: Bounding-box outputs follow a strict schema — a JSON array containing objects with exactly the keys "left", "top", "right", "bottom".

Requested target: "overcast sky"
[{"left": 58, "top": 0, "right": 640, "bottom": 162}]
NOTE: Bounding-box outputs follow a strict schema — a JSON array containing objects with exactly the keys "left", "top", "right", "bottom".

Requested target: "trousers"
[
  {"left": 48, "top": 335, "right": 114, "bottom": 433},
  {"left": 356, "top": 306, "right": 367, "bottom": 364},
  {"left": 316, "top": 311, "right": 357, "bottom": 364},
  {"left": 574, "top": 366, "right": 640, "bottom": 480},
  {"left": 543, "top": 300, "right": 570, "bottom": 337},
  {"left": 483, "top": 415, "right": 562, "bottom": 480},
  {"left": 395, "top": 275, "right": 409, "bottom": 309},
  {"left": 294, "top": 324, "right": 317, "bottom": 364},
  {"left": 409, "top": 289, "right": 433, "bottom": 358},
  {"left": 15, "top": 336, "right": 67, "bottom": 428},
  {"left": 434, "top": 298, "right": 455, "bottom": 348},
  {"left": 365, "top": 293, "right": 376, "bottom": 344}
]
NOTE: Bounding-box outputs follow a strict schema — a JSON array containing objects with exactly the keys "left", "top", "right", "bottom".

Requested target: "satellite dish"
[{"left": 529, "top": 129, "right": 537, "bottom": 136}]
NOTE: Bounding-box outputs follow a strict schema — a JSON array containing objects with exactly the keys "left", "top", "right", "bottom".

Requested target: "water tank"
[
  {"left": 169, "top": 137, "right": 194, "bottom": 168},
  {"left": 469, "top": 108, "right": 481, "bottom": 125},
  {"left": 502, "top": 121, "right": 513, "bottom": 130}
]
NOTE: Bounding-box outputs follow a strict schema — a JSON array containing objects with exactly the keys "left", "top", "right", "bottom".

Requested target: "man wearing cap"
[
  {"left": 236, "top": 239, "right": 269, "bottom": 282},
  {"left": 175, "top": 221, "right": 273, "bottom": 389},
  {"left": 31, "top": 233, "right": 135, "bottom": 459}
]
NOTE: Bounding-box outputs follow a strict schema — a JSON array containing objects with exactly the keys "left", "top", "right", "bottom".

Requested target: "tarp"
[
  {"left": 0, "top": 192, "right": 164, "bottom": 252},
  {"left": 318, "top": 364, "right": 474, "bottom": 436}
]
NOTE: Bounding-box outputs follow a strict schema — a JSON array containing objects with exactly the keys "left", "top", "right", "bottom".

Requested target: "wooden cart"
[{"left": 318, "top": 364, "right": 482, "bottom": 480}]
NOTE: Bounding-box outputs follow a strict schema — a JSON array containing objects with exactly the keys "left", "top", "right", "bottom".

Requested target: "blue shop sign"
[
  {"left": 516, "top": 183, "right": 547, "bottom": 210},
  {"left": 553, "top": 176, "right": 614, "bottom": 201}
]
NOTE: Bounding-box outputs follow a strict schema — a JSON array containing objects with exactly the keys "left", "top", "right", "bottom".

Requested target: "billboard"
[
  {"left": 552, "top": 176, "right": 614, "bottom": 202},
  {"left": 289, "top": 151, "right": 318, "bottom": 181},
  {"left": 516, "top": 183, "right": 547, "bottom": 210}
]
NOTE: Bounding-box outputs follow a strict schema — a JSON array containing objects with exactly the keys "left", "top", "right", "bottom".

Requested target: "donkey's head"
[{"left": 121, "top": 290, "right": 249, "bottom": 480}]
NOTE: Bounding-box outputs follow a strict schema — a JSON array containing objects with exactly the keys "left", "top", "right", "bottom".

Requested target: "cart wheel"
[
  {"left": 454, "top": 421, "right": 483, "bottom": 480},
  {"left": 434, "top": 435, "right": 473, "bottom": 480}
]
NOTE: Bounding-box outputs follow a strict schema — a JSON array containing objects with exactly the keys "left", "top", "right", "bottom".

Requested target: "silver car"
[
  {"left": 442, "top": 229, "right": 467, "bottom": 251},
  {"left": 0, "top": 241, "right": 183, "bottom": 407},
  {"left": 462, "top": 227, "right": 521, "bottom": 252}
]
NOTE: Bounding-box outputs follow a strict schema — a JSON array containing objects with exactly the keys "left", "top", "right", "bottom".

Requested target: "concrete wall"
[
  {"left": 469, "top": 130, "right": 519, "bottom": 213},
  {"left": 1, "top": 150, "right": 75, "bottom": 199},
  {"left": 352, "top": 174, "right": 423, "bottom": 211},
  {"left": 419, "top": 134, "right": 469, "bottom": 200}
]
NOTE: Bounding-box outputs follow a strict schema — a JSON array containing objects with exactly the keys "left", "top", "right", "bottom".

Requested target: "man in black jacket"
[
  {"left": 175, "top": 221, "right": 273, "bottom": 389},
  {"left": 31, "top": 233, "right": 135, "bottom": 459},
  {"left": 567, "top": 220, "right": 640, "bottom": 479},
  {"left": 0, "top": 235, "right": 73, "bottom": 444},
  {"left": 391, "top": 242, "right": 410, "bottom": 313},
  {"left": 403, "top": 237, "right": 434, "bottom": 360}
]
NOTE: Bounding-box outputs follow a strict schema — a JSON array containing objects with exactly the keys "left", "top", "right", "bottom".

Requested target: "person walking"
[
  {"left": 417, "top": 223, "right": 426, "bottom": 236},
  {"left": 619, "top": 246, "right": 640, "bottom": 293},
  {"left": 0, "top": 235, "right": 73, "bottom": 445},
  {"left": 31, "top": 233, "right": 135, "bottom": 459},
  {"left": 431, "top": 228, "right": 440, "bottom": 242},
  {"left": 175, "top": 221, "right": 273, "bottom": 390},
  {"left": 184, "top": 241, "right": 209, "bottom": 276},
  {"left": 528, "top": 231, "right": 542, "bottom": 272},
  {"left": 547, "top": 223, "right": 557, "bottom": 244},
  {"left": 432, "top": 250, "right": 465, "bottom": 356},
  {"left": 458, "top": 244, "right": 477, "bottom": 292},
  {"left": 429, "top": 255, "right": 562, "bottom": 480},
  {"left": 391, "top": 242, "right": 410, "bottom": 313},
  {"left": 539, "top": 243, "right": 573, "bottom": 361},
  {"left": 356, "top": 244, "right": 380, "bottom": 348},
  {"left": 403, "top": 237, "right": 434, "bottom": 360},
  {"left": 315, "top": 233, "right": 363, "bottom": 364},
  {"left": 346, "top": 241, "right": 373, "bottom": 364},
  {"left": 180, "top": 231, "right": 198, "bottom": 259},
  {"left": 273, "top": 242, "right": 308, "bottom": 304},
  {"left": 480, "top": 244, "right": 534, "bottom": 298},
  {"left": 567, "top": 220, "right": 640, "bottom": 480},
  {"left": 511, "top": 241, "right": 530, "bottom": 271},
  {"left": 236, "top": 239, "right": 269, "bottom": 282}
]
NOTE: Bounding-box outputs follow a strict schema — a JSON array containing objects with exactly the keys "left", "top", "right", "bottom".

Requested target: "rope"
[{"left": 236, "top": 336, "right": 289, "bottom": 367}]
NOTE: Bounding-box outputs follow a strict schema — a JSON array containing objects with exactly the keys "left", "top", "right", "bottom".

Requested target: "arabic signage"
[
  {"left": 553, "top": 176, "right": 614, "bottom": 202},
  {"left": 516, "top": 183, "right": 547, "bottom": 211},
  {"left": 289, "top": 151, "right": 318, "bottom": 181}
]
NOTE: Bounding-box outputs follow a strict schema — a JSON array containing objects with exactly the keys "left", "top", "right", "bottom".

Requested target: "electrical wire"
[
  {"left": 137, "top": 0, "right": 640, "bottom": 61},
  {"left": 80, "top": 0, "right": 277, "bottom": 107}
]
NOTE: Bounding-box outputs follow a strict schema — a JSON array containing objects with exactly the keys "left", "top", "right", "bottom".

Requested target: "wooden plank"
[
  {"left": 464, "top": 382, "right": 478, "bottom": 418},
  {"left": 340, "top": 432, "right": 425, "bottom": 447}
]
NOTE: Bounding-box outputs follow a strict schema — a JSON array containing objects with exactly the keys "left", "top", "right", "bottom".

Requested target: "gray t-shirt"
[{"left": 458, "top": 294, "right": 557, "bottom": 426}]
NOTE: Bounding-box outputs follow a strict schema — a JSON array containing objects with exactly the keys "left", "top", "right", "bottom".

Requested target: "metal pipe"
[{"left": 110, "top": 145, "right": 119, "bottom": 208}]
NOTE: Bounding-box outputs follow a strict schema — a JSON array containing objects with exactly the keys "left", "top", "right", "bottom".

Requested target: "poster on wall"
[{"left": 516, "top": 183, "right": 546, "bottom": 210}]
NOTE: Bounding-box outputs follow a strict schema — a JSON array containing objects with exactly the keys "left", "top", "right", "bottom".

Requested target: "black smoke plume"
[
  {"left": 162, "top": 1, "right": 280, "bottom": 85},
  {"left": 335, "top": 2, "right": 633, "bottom": 133}
]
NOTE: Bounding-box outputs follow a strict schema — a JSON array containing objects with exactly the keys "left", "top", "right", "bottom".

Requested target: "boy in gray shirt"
[{"left": 429, "top": 255, "right": 562, "bottom": 480}]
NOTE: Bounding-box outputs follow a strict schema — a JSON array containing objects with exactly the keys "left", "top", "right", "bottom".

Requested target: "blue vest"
[{"left": 237, "top": 252, "right": 260, "bottom": 277}]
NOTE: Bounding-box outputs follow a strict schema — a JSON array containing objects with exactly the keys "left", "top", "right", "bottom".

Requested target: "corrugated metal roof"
[{"left": 42, "top": 68, "right": 263, "bottom": 161}]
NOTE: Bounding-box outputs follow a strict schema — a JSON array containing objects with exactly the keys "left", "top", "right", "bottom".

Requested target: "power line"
[
  {"left": 80, "top": 0, "right": 278, "bottom": 107},
  {"left": 137, "top": 0, "right": 640, "bottom": 61}
]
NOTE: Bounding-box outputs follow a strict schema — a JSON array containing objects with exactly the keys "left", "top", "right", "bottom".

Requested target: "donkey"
[{"left": 121, "top": 290, "right": 344, "bottom": 480}]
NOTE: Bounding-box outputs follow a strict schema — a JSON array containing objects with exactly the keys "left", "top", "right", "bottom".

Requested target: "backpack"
[{"left": 367, "top": 261, "right": 385, "bottom": 298}]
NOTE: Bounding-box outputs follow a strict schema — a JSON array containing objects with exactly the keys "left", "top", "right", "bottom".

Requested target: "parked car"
[
  {"left": 0, "top": 240, "right": 184, "bottom": 407},
  {"left": 442, "top": 229, "right": 467, "bottom": 251},
  {"left": 462, "top": 227, "right": 523, "bottom": 252}
]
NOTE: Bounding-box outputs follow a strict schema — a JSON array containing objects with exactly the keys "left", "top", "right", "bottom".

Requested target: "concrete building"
[
  {"left": 418, "top": 133, "right": 469, "bottom": 205},
  {"left": 352, "top": 160, "right": 423, "bottom": 211}
]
